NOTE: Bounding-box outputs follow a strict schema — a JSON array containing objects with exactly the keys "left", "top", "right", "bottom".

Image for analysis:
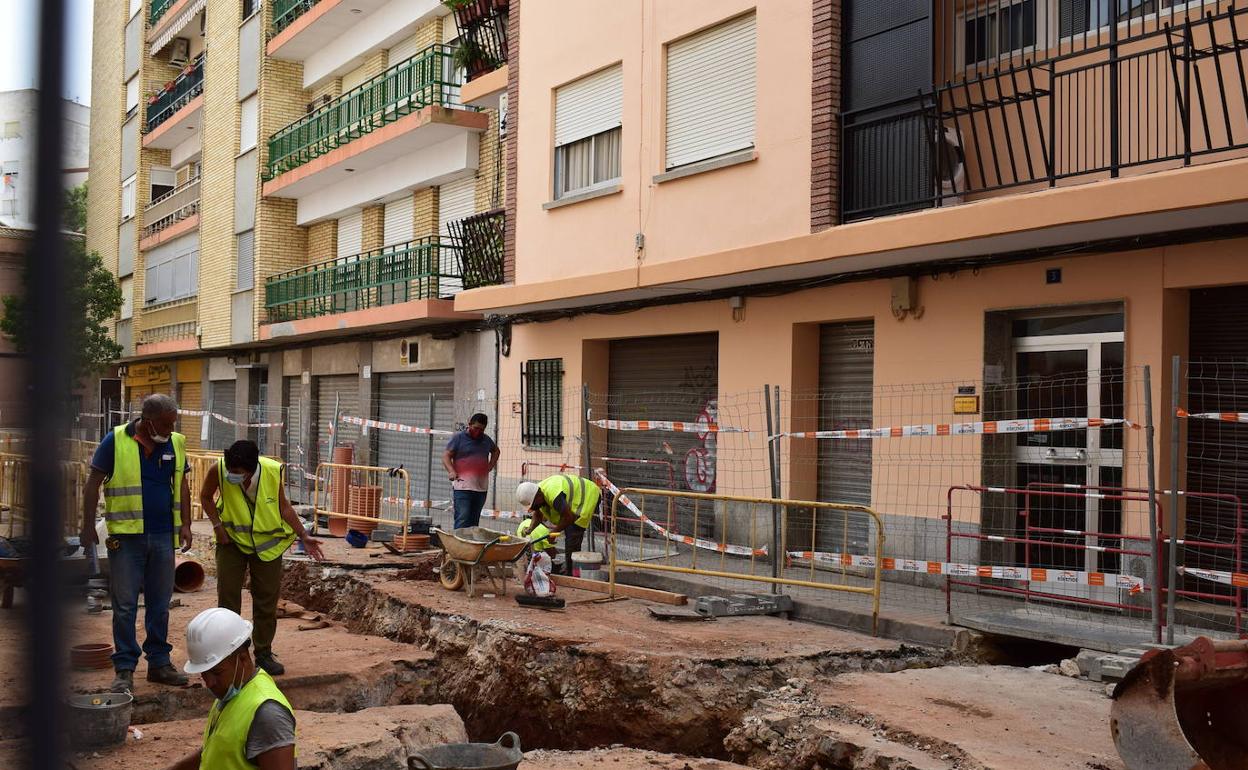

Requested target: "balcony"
[
  {"left": 141, "top": 175, "right": 200, "bottom": 246},
  {"left": 263, "top": 45, "right": 488, "bottom": 224},
  {"left": 144, "top": 54, "right": 205, "bottom": 147},
  {"left": 840, "top": 1, "right": 1248, "bottom": 222},
  {"left": 264, "top": 238, "right": 465, "bottom": 325},
  {"left": 150, "top": 0, "right": 177, "bottom": 25},
  {"left": 271, "top": 0, "right": 322, "bottom": 37},
  {"left": 447, "top": 208, "right": 505, "bottom": 290}
]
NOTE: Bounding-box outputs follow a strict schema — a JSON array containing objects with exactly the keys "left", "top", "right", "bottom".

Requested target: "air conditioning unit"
[{"left": 169, "top": 37, "right": 191, "bottom": 67}]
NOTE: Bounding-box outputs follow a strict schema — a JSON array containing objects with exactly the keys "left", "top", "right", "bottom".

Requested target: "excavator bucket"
[{"left": 1110, "top": 637, "right": 1248, "bottom": 770}]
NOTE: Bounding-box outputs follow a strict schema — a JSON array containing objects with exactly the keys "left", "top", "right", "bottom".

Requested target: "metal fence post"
[
  {"left": 765, "top": 386, "right": 780, "bottom": 591},
  {"left": 1168, "top": 356, "right": 1182, "bottom": 644},
  {"left": 425, "top": 394, "right": 436, "bottom": 511},
  {"left": 582, "top": 383, "right": 595, "bottom": 552},
  {"left": 1144, "top": 365, "right": 1162, "bottom": 644}
]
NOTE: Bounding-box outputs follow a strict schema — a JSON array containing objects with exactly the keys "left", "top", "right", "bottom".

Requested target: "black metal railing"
[
  {"left": 263, "top": 238, "right": 463, "bottom": 323},
  {"left": 840, "top": 1, "right": 1248, "bottom": 221},
  {"left": 449, "top": 0, "right": 509, "bottom": 82},
  {"left": 521, "top": 358, "right": 563, "bottom": 448},
  {"left": 271, "top": 0, "right": 321, "bottom": 37},
  {"left": 147, "top": 54, "right": 205, "bottom": 133},
  {"left": 446, "top": 208, "right": 505, "bottom": 289}
]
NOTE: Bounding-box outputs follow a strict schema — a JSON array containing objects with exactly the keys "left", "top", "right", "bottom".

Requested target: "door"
[
  {"left": 375, "top": 371, "right": 455, "bottom": 507},
  {"left": 1011, "top": 314, "right": 1125, "bottom": 598},
  {"left": 208, "top": 380, "right": 236, "bottom": 451},
  {"left": 316, "top": 374, "right": 359, "bottom": 468},
  {"left": 816, "top": 320, "right": 875, "bottom": 554}
]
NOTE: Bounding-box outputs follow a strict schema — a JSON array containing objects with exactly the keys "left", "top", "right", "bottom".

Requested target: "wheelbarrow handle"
[
  {"left": 496, "top": 731, "right": 522, "bottom": 752},
  {"left": 408, "top": 754, "right": 434, "bottom": 770}
]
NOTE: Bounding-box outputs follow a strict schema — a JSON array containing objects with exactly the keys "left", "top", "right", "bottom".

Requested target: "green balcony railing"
[
  {"left": 151, "top": 0, "right": 178, "bottom": 25},
  {"left": 264, "top": 238, "right": 464, "bottom": 323},
  {"left": 265, "top": 44, "right": 470, "bottom": 180},
  {"left": 271, "top": 0, "right": 322, "bottom": 37}
]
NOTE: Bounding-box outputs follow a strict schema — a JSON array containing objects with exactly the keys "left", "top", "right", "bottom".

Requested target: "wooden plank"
[{"left": 551, "top": 574, "right": 687, "bottom": 606}]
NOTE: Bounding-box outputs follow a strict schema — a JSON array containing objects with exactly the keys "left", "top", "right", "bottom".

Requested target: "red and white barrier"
[{"left": 774, "top": 416, "right": 1133, "bottom": 440}]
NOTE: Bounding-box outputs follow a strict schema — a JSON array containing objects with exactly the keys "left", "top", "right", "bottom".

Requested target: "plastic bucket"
[
  {"left": 571, "top": 551, "right": 604, "bottom": 581},
  {"left": 408, "top": 732, "right": 522, "bottom": 770},
  {"left": 67, "top": 692, "right": 133, "bottom": 749}
]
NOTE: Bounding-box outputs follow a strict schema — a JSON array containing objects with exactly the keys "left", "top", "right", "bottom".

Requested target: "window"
[
  {"left": 3, "top": 121, "right": 18, "bottom": 139},
  {"left": 1059, "top": 0, "right": 1179, "bottom": 37},
  {"left": 242, "top": 0, "right": 258, "bottom": 19},
  {"left": 665, "top": 13, "right": 756, "bottom": 171},
  {"left": 964, "top": 0, "right": 1037, "bottom": 65},
  {"left": 121, "top": 175, "right": 137, "bottom": 220},
  {"left": 120, "top": 277, "right": 134, "bottom": 320},
  {"left": 522, "top": 359, "right": 564, "bottom": 448},
  {"left": 150, "top": 167, "right": 175, "bottom": 200},
  {"left": 553, "top": 64, "right": 623, "bottom": 199},
  {"left": 125, "top": 77, "right": 139, "bottom": 115},
  {"left": 144, "top": 234, "right": 199, "bottom": 305},
  {"left": 236, "top": 230, "right": 254, "bottom": 291},
  {"left": 239, "top": 96, "right": 258, "bottom": 153}
]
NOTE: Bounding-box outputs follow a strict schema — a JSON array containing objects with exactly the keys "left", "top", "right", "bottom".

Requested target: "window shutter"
[
  {"left": 554, "top": 64, "right": 623, "bottom": 147},
  {"left": 236, "top": 230, "right": 255, "bottom": 290},
  {"left": 337, "top": 211, "right": 363, "bottom": 257},
  {"left": 383, "top": 196, "right": 414, "bottom": 247},
  {"left": 438, "top": 176, "right": 477, "bottom": 239},
  {"left": 665, "top": 13, "right": 756, "bottom": 170},
  {"left": 240, "top": 96, "right": 258, "bottom": 153},
  {"left": 389, "top": 33, "right": 423, "bottom": 66}
]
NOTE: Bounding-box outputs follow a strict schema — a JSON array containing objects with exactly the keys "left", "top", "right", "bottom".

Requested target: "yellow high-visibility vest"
[
  {"left": 102, "top": 424, "right": 185, "bottom": 541},
  {"left": 216, "top": 456, "right": 294, "bottom": 561}
]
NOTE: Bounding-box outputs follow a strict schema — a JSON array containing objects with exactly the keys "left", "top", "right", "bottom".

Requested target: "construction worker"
[
  {"left": 199, "top": 440, "right": 325, "bottom": 677},
  {"left": 516, "top": 475, "right": 601, "bottom": 573},
  {"left": 80, "top": 393, "right": 191, "bottom": 693},
  {"left": 166, "top": 607, "right": 297, "bottom": 770},
  {"left": 516, "top": 518, "right": 558, "bottom": 552}
]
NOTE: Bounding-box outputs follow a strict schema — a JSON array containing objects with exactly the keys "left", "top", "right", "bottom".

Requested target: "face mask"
[
  {"left": 146, "top": 421, "right": 171, "bottom": 443},
  {"left": 219, "top": 655, "right": 242, "bottom": 705},
  {"left": 468, "top": 427, "right": 484, "bottom": 438},
  {"left": 225, "top": 472, "right": 246, "bottom": 486}
]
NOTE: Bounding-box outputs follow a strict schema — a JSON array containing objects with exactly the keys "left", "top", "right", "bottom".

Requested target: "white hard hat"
[
  {"left": 184, "top": 607, "right": 253, "bottom": 674},
  {"left": 516, "top": 481, "right": 539, "bottom": 508}
]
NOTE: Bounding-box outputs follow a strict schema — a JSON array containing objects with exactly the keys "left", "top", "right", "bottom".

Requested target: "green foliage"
[
  {"left": 63, "top": 181, "right": 88, "bottom": 234},
  {"left": 442, "top": 0, "right": 473, "bottom": 10},
  {"left": 452, "top": 39, "right": 499, "bottom": 73},
  {"left": 0, "top": 238, "right": 123, "bottom": 381}
]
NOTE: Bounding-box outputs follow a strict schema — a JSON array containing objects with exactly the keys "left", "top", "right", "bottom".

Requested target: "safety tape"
[
  {"left": 481, "top": 509, "right": 528, "bottom": 521},
  {"left": 1178, "top": 566, "right": 1248, "bottom": 587},
  {"left": 177, "top": 409, "right": 285, "bottom": 429},
  {"left": 380, "top": 496, "right": 453, "bottom": 510},
  {"left": 773, "top": 416, "right": 1134, "bottom": 440},
  {"left": 596, "top": 470, "right": 768, "bottom": 557},
  {"left": 592, "top": 419, "right": 749, "bottom": 433},
  {"left": 77, "top": 412, "right": 106, "bottom": 419},
  {"left": 1177, "top": 409, "right": 1248, "bottom": 424},
  {"left": 788, "top": 550, "right": 1145, "bottom": 591},
  {"left": 341, "top": 415, "right": 456, "bottom": 437}
]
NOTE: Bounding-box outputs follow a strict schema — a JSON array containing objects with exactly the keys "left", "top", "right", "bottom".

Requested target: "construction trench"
[{"left": 0, "top": 525, "right": 1144, "bottom": 770}]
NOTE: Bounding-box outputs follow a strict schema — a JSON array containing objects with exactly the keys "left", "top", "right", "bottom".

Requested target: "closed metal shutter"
[
  {"left": 282, "top": 375, "right": 308, "bottom": 504},
  {"left": 816, "top": 321, "right": 874, "bottom": 553},
  {"left": 384, "top": 195, "right": 414, "bottom": 247},
  {"left": 375, "top": 371, "right": 455, "bottom": 509},
  {"left": 316, "top": 374, "right": 360, "bottom": 468},
  {"left": 208, "top": 380, "right": 236, "bottom": 450},
  {"left": 438, "top": 177, "right": 476, "bottom": 297},
  {"left": 177, "top": 381, "right": 203, "bottom": 451},
  {"left": 554, "top": 64, "right": 623, "bottom": 148},
  {"left": 337, "top": 211, "right": 363, "bottom": 258},
  {"left": 1185, "top": 285, "right": 1248, "bottom": 591},
  {"left": 341, "top": 61, "right": 371, "bottom": 92},
  {"left": 607, "top": 334, "right": 718, "bottom": 536},
  {"left": 388, "top": 32, "right": 423, "bottom": 65},
  {"left": 665, "top": 13, "right": 756, "bottom": 170}
]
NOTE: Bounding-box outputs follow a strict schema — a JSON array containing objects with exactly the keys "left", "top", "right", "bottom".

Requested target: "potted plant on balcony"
[{"left": 452, "top": 39, "right": 499, "bottom": 81}]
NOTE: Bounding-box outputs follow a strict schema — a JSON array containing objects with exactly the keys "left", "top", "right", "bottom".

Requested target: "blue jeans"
[
  {"left": 109, "top": 533, "right": 175, "bottom": 671},
  {"left": 452, "top": 490, "right": 488, "bottom": 530}
]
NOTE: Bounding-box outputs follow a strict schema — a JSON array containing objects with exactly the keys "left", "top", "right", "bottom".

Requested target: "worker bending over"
[
  {"left": 199, "top": 440, "right": 324, "bottom": 676},
  {"left": 516, "top": 475, "right": 601, "bottom": 573},
  {"left": 167, "top": 608, "right": 296, "bottom": 770}
]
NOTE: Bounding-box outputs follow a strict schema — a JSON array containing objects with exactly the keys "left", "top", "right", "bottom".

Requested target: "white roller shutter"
[
  {"left": 337, "top": 211, "right": 363, "bottom": 258},
  {"left": 341, "top": 61, "right": 371, "bottom": 92},
  {"left": 316, "top": 374, "right": 360, "bottom": 467},
  {"left": 554, "top": 64, "right": 623, "bottom": 147},
  {"left": 388, "top": 32, "right": 423, "bottom": 66},
  {"left": 665, "top": 13, "right": 756, "bottom": 170},
  {"left": 438, "top": 177, "right": 477, "bottom": 239},
  {"left": 816, "top": 320, "right": 874, "bottom": 553},
  {"left": 384, "top": 196, "right": 414, "bottom": 247}
]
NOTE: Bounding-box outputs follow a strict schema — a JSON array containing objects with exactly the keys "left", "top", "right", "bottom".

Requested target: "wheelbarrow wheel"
[{"left": 439, "top": 556, "right": 464, "bottom": 592}]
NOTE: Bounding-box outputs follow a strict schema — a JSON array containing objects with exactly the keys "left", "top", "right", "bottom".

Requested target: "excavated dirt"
[{"left": 282, "top": 561, "right": 949, "bottom": 759}]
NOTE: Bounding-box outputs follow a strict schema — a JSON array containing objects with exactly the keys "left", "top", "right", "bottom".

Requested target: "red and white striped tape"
[
  {"left": 341, "top": 415, "right": 456, "bottom": 437},
  {"left": 1177, "top": 409, "right": 1248, "bottom": 424},
  {"left": 481, "top": 509, "right": 528, "bottom": 521},
  {"left": 789, "top": 550, "right": 1145, "bottom": 591},
  {"left": 178, "top": 409, "right": 284, "bottom": 429},
  {"left": 1179, "top": 566, "right": 1248, "bottom": 587},
  {"left": 596, "top": 471, "right": 767, "bottom": 557},
  {"left": 591, "top": 419, "right": 749, "bottom": 433},
  {"left": 774, "top": 416, "right": 1133, "bottom": 440},
  {"left": 380, "top": 496, "right": 452, "bottom": 510}
]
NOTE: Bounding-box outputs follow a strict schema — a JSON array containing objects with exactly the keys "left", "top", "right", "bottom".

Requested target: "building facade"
[
  {"left": 88, "top": 0, "right": 508, "bottom": 502},
  {"left": 0, "top": 89, "right": 90, "bottom": 228}
]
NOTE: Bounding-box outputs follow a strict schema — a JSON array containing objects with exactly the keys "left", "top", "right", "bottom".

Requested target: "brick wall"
[
  {"left": 810, "top": 0, "right": 839, "bottom": 231},
  {"left": 475, "top": 108, "right": 504, "bottom": 212},
  {"left": 307, "top": 220, "right": 337, "bottom": 261},
  {"left": 86, "top": 2, "right": 125, "bottom": 282},
  {"left": 361, "top": 205, "right": 384, "bottom": 251},
  {"left": 414, "top": 188, "right": 439, "bottom": 239},
  {"left": 503, "top": 0, "right": 519, "bottom": 283}
]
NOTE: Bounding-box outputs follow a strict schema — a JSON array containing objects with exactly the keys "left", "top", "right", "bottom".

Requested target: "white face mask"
[
  {"left": 146, "top": 420, "right": 171, "bottom": 444},
  {"left": 225, "top": 472, "right": 246, "bottom": 486}
]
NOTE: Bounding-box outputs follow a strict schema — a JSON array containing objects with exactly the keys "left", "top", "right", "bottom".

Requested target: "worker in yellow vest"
[
  {"left": 81, "top": 393, "right": 191, "bottom": 693},
  {"left": 167, "top": 607, "right": 297, "bottom": 770},
  {"left": 199, "top": 440, "right": 324, "bottom": 677},
  {"left": 516, "top": 475, "right": 602, "bottom": 574}
]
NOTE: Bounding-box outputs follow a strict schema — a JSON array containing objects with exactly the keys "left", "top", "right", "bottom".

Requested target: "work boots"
[
  {"left": 147, "top": 663, "right": 188, "bottom": 687},
  {"left": 255, "top": 652, "right": 285, "bottom": 676},
  {"left": 109, "top": 669, "right": 133, "bottom": 693}
]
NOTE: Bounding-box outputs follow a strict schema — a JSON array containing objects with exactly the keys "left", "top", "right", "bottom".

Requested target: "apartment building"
[
  {"left": 0, "top": 89, "right": 90, "bottom": 228},
  {"left": 453, "top": 0, "right": 1248, "bottom": 638},
  {"left": 88, "top": 0, "right": 509, "bottom": 500}
]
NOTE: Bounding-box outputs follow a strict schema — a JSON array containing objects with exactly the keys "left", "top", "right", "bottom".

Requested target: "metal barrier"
[
  {"left": 0, "top": 454, "right": 86, "bottom": 539},
  {"left": 312, "top": 462, "right": 412, "bottom": 533},
  {"left": 607, "top": 487, "right": 885, "bottom": 634}
]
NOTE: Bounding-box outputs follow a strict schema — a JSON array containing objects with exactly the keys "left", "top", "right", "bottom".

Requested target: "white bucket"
[{"left": 571, "top": 551, "right": 605, "bottom": 581}]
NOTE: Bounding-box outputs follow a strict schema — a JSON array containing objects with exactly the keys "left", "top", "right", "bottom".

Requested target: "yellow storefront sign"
[{"left": 125, "top": 362, "right": 172, "bottom": 388}]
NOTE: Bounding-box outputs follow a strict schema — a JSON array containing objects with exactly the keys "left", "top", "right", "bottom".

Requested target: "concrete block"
[{"left": 1075, "top": 649, "right": 1104, "bottom": 681}]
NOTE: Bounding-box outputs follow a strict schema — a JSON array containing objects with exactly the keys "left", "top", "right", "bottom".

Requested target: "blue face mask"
[
  {"left": 219, "top": 656, "right": 242, "bottom": 705},
  {"left": 225, "top": 471, "right": 246, "bottom": 486}
]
